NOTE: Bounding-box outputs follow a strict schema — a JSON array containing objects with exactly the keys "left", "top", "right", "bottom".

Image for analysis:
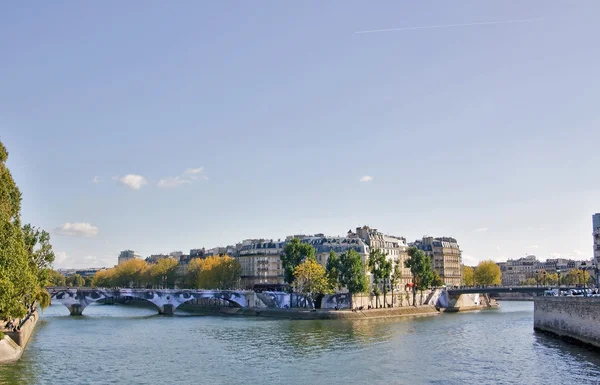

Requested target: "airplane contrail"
[{"left": 354, "top": 18, "right": 541, "bottom": 34}]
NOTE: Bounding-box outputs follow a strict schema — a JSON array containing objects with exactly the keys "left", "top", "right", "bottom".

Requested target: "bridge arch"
[{"left": 50, "top": 289, "right": 114, "bottom": 316}]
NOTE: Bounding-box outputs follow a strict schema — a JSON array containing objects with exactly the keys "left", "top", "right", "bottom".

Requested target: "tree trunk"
[
  {"left": 391, "top": 287, "right": 394, "bottom": 308},
  {"left": 412, "top": 286, "right": 416, "bottom": 307}
]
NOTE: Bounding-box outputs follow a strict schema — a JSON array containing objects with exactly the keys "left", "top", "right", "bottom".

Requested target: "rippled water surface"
[{"left": 1, "top": 301, "right": 599, "bottom": 384}]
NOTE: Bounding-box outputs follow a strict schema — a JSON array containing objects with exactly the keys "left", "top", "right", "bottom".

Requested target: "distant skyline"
[{"left": 2, "top": 2, "right": 599, "bottom": 268}]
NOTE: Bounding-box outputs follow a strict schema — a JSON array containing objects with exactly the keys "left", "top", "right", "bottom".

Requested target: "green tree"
[
  {"left": 522, "top": 278, "right": 537, "bottom": 286},
  {"left": 462, "top": 265, "right": 474, "bottom": 286},
  {"left": 281, "top": 238, "right": 315, "bottom": 284},
  {"left": 325, "top": 250, "right": 341, "bottom": 291},
  {"left": 367, "top": 249, "right": 392, "bottom": 307},
  {"left": 22, "top": 224, "right": 55, "bottom": 285},
  {"left": 293, "top": 257, "right": 331, "bottom": 306},
  {"left": 47, "top": 269, "right": 66, "bottom": 286},
  {"left": 0, "top": 140, "right": 39, "bottom": 319},
  {"left": 473, "top": 260, "right": 501, "bottom": 286},
  {"left": 432, "top": 270, "right": 444, "bottom": 287},
  {"left": 338, "top": 249, "right": 369, "bottom": 308},
  {"left": 66, "top": 274, "right": 85, "bottom": 287},
  {"left": 404, "top": 247, "right": 434, "bottom": 306},
  {"left": 390, "top": 259, "right": 403, "bottom": 307}
]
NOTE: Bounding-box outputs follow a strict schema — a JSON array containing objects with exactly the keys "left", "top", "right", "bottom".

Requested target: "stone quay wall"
[
  {"left": 534, "top": 297, "right": 600, "bottom": 348},
  {"left": 219, "top": 305, "right": 440, "bottom": 320},
  {"left": 0, "top": 310, "right": 39, "bottom": 364}
]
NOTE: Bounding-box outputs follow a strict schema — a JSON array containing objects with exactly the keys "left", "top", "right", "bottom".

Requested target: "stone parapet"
[
  {"left": 534, "top": 297, "right": 600, "bottom": 348},
  {"left": 0, "top": 310, "right": 39, "bottom": 363}
]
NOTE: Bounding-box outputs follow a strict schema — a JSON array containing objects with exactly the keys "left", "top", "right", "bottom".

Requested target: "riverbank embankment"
[
  {"left": 233, "top": 305, "right": 441, "bottom": 319},
  {"left": 179, "top": 303, "right": 497, "bottom": 319},
  {"left": 534, "top": 297, "right": 600, "bottom": 349},
  {"left": 0, "top": 310, "right": 39, "bottom": 364}
]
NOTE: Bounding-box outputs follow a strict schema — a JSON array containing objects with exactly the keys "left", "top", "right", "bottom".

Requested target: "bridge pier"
[
  {"left": 69, "top": 304, "right": 84, "bottom": 316},
  {"left": 159, "top": 304, "right": 174, "bottom": 316}
]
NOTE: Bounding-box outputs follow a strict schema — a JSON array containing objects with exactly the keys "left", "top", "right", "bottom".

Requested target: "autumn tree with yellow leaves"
[
  {"left": 292, "top": 256, "right": 331, "bottom": 304},
  {"left": 185, "top": 255, "right": 241, "bottom": 289}
]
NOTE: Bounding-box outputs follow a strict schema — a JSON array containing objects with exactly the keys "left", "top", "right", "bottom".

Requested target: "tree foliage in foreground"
[{"left": 0, "top": 140, "right": 53, "bottom": 319}]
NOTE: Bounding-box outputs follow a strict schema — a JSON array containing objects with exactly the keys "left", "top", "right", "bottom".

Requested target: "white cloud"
[
  {"left": 158, "top": 167, "right": 207, "bottom": 188},
  {"left": 474, "top": 227, "right": 488, "bottom": 232},
  {"left": 52, "top": 252, "right": 113, "bottom": 269},
  {"left": 530, "top": 245, "right": 539, "bottom": 249},
  {"left": 496, "top": 245, "right": 501, "bottom": 251},
  {"left": 572, "top": 249, "right": 583, "bottom": 256},
  {"left": 54, "top": 251, "right": 69, "bottom": 266},
  {"left": 359, "top": 176, "right": 373, "bottom": 183},
  {"left": 183, "top": 167, "right": 204, "bottom": 175},
  {"left": 92, "top": 176, "right": 101, "bottom": 184},
  {"left": 55, "top": 222, "right": 99, "bottom": 237},
  {"left": 116, "top": 174, "right": 147, "bottom": 190},
  {"left": 158, "top": 176, "right": 191, "bottom": 188}
]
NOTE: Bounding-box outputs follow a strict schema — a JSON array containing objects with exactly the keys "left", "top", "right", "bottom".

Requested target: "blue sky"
[{"left": 2, "top": 1, "right": 599, "bottom": 268}]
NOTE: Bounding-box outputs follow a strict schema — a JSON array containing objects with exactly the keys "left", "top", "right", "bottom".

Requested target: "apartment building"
[
  {"left": 298, "top": 235, "right": 370, "bottom": 270},
  {"left": 118, "top": 250, "right": 141, "bottom": 265},
  {"left": 351, "top": 226, "right": 412, "bottom": 288},
  {"left": 412, "top": 236, "right": 462, "bottom": 286},
  {"left": 237, "top": 239, "right": 285, "bottom": 289}
]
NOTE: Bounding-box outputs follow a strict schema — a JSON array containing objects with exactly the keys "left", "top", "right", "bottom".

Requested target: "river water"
[{"left": 1, "top": 301, "right": 599, "bottom": 385}]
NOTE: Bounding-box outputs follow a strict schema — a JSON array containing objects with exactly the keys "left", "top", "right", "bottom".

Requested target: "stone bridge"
[
  {"left": 49, "top": 288, "right": 312, "bottom": 316},
  {"left": 50, "top": 288, "right": 251, "bottom": 315}
]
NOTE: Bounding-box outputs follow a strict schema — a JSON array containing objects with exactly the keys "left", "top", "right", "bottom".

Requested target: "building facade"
[
  {"left": 118, "top": 250, "right": 141, "bottom": 265},
  {"left": 237, "top": 239, "right": 285, "bottom": 289},
  {"left": 412, "top": 236, "right": 462, "bottom": 286},
  {"left": 298, "top": 235, "right": 369, "bottom": 272},
  {"left": 145, "top": 254, "right": 175, "bottom": 264},
  {"left": 498, "top": 255, "right": 538, "bottom": 286},
  {"left": 352, "top": 226, "right": 411, "bottom": 289},
  {"left": 498, "top": 255, "right": 593, "bottom": 286}
]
